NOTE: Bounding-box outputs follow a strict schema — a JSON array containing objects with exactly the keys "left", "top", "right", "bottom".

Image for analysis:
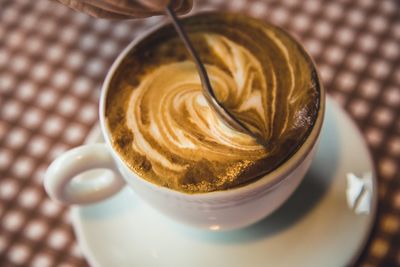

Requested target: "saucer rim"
[{"left": 72, "top": 96, "right": 378, "bottom": 267}]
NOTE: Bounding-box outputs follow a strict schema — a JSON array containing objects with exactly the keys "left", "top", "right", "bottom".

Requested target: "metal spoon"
[{"left": 165, "top": 4, "right": 268, "bottom": 148}]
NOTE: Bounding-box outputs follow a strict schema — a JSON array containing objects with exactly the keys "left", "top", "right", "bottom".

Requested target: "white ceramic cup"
[{"left": 44, "top": 15, "right": 325, "bottom": 231}]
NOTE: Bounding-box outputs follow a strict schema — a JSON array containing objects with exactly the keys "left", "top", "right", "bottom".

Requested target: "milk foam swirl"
[
  {"left": 126, "top": 34, "right": 267, "bottom": 174},
  {"left": 106, "top": 14, "right": 320, "bottom": 193}
]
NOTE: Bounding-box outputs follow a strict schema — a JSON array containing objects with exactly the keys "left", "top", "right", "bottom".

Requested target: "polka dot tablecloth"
[{"left": 0, "top": 0, "right": 399, "bottom": 266}]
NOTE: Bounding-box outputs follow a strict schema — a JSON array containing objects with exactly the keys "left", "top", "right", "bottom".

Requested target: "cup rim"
[{"left": 99, "top": 11, "right": 326, "bottom": 199}]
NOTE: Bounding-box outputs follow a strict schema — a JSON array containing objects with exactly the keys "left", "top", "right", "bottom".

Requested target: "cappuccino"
[{"left": 105, "top": 13, "right": 320, "bottom": 193}]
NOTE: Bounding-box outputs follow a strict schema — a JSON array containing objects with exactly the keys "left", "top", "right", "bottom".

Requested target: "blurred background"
[{"left": 0, "top": 0, "right": 399, "bottom": 266}]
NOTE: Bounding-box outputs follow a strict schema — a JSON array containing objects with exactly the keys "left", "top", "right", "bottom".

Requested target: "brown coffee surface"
[{"left": 106, "top": 13, "right": 320, "bottom": 193}]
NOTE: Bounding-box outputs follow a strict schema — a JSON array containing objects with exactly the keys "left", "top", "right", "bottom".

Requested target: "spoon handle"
[
  {"left": 164, "top": 4, "right": 267, "bottom": 147},
  {"left": 164, "top": 4, "right": 216, "bottom": 99}
]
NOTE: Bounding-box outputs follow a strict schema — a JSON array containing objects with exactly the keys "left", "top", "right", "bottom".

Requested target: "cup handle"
[{"left": 44, "top": 143, "right": 126, "bottom": 205}]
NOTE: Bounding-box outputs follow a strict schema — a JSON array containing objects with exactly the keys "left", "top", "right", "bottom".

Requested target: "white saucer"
[{"left": 71, "top": 97, "right": 377, "bottom": 267}]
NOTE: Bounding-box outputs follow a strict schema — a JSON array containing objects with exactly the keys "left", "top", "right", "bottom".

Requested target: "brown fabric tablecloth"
[{"left": 0, "top": 0, "right": 399, "bottom": 266}]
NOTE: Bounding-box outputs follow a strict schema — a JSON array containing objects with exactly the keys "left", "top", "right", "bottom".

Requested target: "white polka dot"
[
  {"left": 80, "top": 104, "right": 97, "bottom": 123},
  {"left": 336, "top": 27, "right": 355, "bottom": 45},
  {"left": 42, "top": 116, "right": 64, "bottom": 136},
  {"left": 304, "top": 39, "right": 322, "bottom": 57},
  {"left": 26, "top": 36, "right": 44, "bottom": 54},
  {"left": 52, "top": 70, "right": 72, "bottom": 88},
  {"left": 12, "top": 156, "right": 34, "bottom": 178},
  {"left": 1, "top": 100, "right": 22, "bottom": 120},
  {"left": 381, "top": 40, "right": 399, "bottom": 59},
  {"left": 347, "top": 52, "right": 367, "bottom": 72},
  {"left": 86, "top": 59, "right": 105, "bottom": 77},
  {"left": 292, "top": 14, "right": 310, "bottom": 32},
  {"left": 63, "top": 212, "right": 71, "bottom": 223},
  {"left": 35, "top": 0, "right": 50, "bottom": 12},
  {"left": 32, "top": 254, "right": 52, "bottom": 267},
  {"left": 2, "top": 7, "right": 18, "bottom": 23},
  {"left": 66, "top": 51, "right": 84, "bottom": 69},
  {"left": 370, "top": 60, "right": 390, "bottom": 78},
  {"left": 28, "top": 135, "right": 49, "bottom": 156},
  {"left": 304, "top": 0, "right": 320, "bottom": 14},
  {"left": 326, "top": 45, "right": 345, "bottom": 64},
  {"left": 369, "top": 16, "right": 388, "bottom": 33},
  {"left": 41, "top": 199, "right": 62, "bottom": 217},
  {"left": 21, "top": 107, "right": 43, "bottom": 129},
  {"left": 359, "top": 34, "right": 378, "bottom": 52},
  {"left": 3, "top": 210, "right": 24, "bottom": 231},
  {"left": 8, "top": 244, "right": 30, "bottom": 265},
  {"left": 337, "top": 72, "right": 356, "bottom": 91},
  {"left": 366, "top": 127, "right": 383, "bottom": 146},
  {"left": 282, "top": 0, "right": 298, "bottom": 8},
  {"left": 47, "top": 45, "right": 64, "bottom": 62},
  {"left": 314, "top": 20, "right": 332, "bottom": 39},
  {"left": 360, "top": 79, "right": 380, "bottom": 98},
  {"left": 37, "top": 88, "right": 57, "bottom": 109},
  {"left": 73, "top": 77, "right": 92, "bottom": 96},
  {"left": 379, "top": 158, "right": 397, "bottom": 179},
  {"left": 72, "top": 12, "right": 90, "bottom": 26},
  {"left": 39, "top": 18, "right": 57, "bottom": 36},
  {"left": 58, "top": 96, "right": 78, "bottom": 116},
  {"left": 90, "top": 87, "right": 101, "bottom": 100},
  {"left": 11, "top": 54, "right": 30, "bottom": 73},
  {"left": 19, "top": 188, "right": 40, "bottom": 208},
  {"left": 113, "top": 23, "right": 130, "bottom": 39},
  {"left": 0, "top": 179, "right": 18, "bottom": 200},
  {"left": 71, "top": 243, "right": 83, "bottom": 258},
  {"left": 7, "top": 31, "right": 24, "bottom": 48},
  {"left": 21, "top": 13, "right": 37, "bottom": 31},
  {"left": 6, "top": 127, "right": 28, "bottom": 149},
  {"left": 32, "top": 62, "right": 51, "bottom": 82},
  {"left": 319, "top": 64, "right": 334, "bottom": 83},
  {"left": 60, "top": 26, "right": 78, "bottom": 44},
  {"left": 25, "top": 220, "right": 46, "bottom": 240},
  {"left": 374, "top": 108, "right": 393, "bottom": 126},
  {"left": 271, "top": 7, "right": 290, "bottom": 24},
  {"left": 380, "top": 0, "right": 396, "bottom": 14},
  {"left": 100, "top": 41, "right": 118, "bottom": 58},
  {"left": 64, "top": 124, "right": 85, "bottom": 144},
  {"left": 54, "top": 4, "right": 69, "bottom": 16},
  {"left": 17, "top": 81, "right": 37, "bottom": 101},
  {"left": 325, "top": 2, "right": 342, "bottom": 20},
  {"left": 330, "top": 92, "right": 346, "bottom": 106},
  {"left": 349, "top": 99, "right": 369, "bottom": 118},
  {"left": 249, "top": 2, "right": 268, "bottom": 18},
  {"left": 384, "top": 87, "right": 400, "bottom": 106},
  {"left": 93, "top": 20, "right": 111, "bottom": 32},
  {"left": 34, "top": 165, "right": 47, "bottom": 184},
  {"left": 80, "top": 34, "right": 98, "bottom": 51},
  {"left": 48, "top": 230, "right": 68, "bottom": 249},
  {"left": 388, "top": 138, "right": 400, "bottom": 156},
  {"left": 347, "top": 9, "right": 365, "bottom": 27},
  {"left": 0, "top": 73, "right": 16, "bottom": 93},
  {"left": 229, "top": 0, "right": 246, "bottom": 11},
  {"left": 358, "top": 0, "right": 374, "bottom": 8},
  {"left": 0, "top": 149, "right": 12, "bottom": 170},
  {"left": 49, "top": 143, "right": 69, "bottom": 159}
]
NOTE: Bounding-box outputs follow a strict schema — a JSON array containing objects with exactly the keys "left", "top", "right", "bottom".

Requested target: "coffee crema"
[{"left": 106, "top": 13, "right": 320, "bottom": 193}]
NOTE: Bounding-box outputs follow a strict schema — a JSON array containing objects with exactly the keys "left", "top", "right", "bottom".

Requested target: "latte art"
[{"left": 106, "top": 13, "right": 320, "bottom": 193}]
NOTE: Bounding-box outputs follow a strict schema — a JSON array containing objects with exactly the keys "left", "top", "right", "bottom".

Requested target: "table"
[{"left": 0, "top": 0, "right": 399, "bottom": 266}]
